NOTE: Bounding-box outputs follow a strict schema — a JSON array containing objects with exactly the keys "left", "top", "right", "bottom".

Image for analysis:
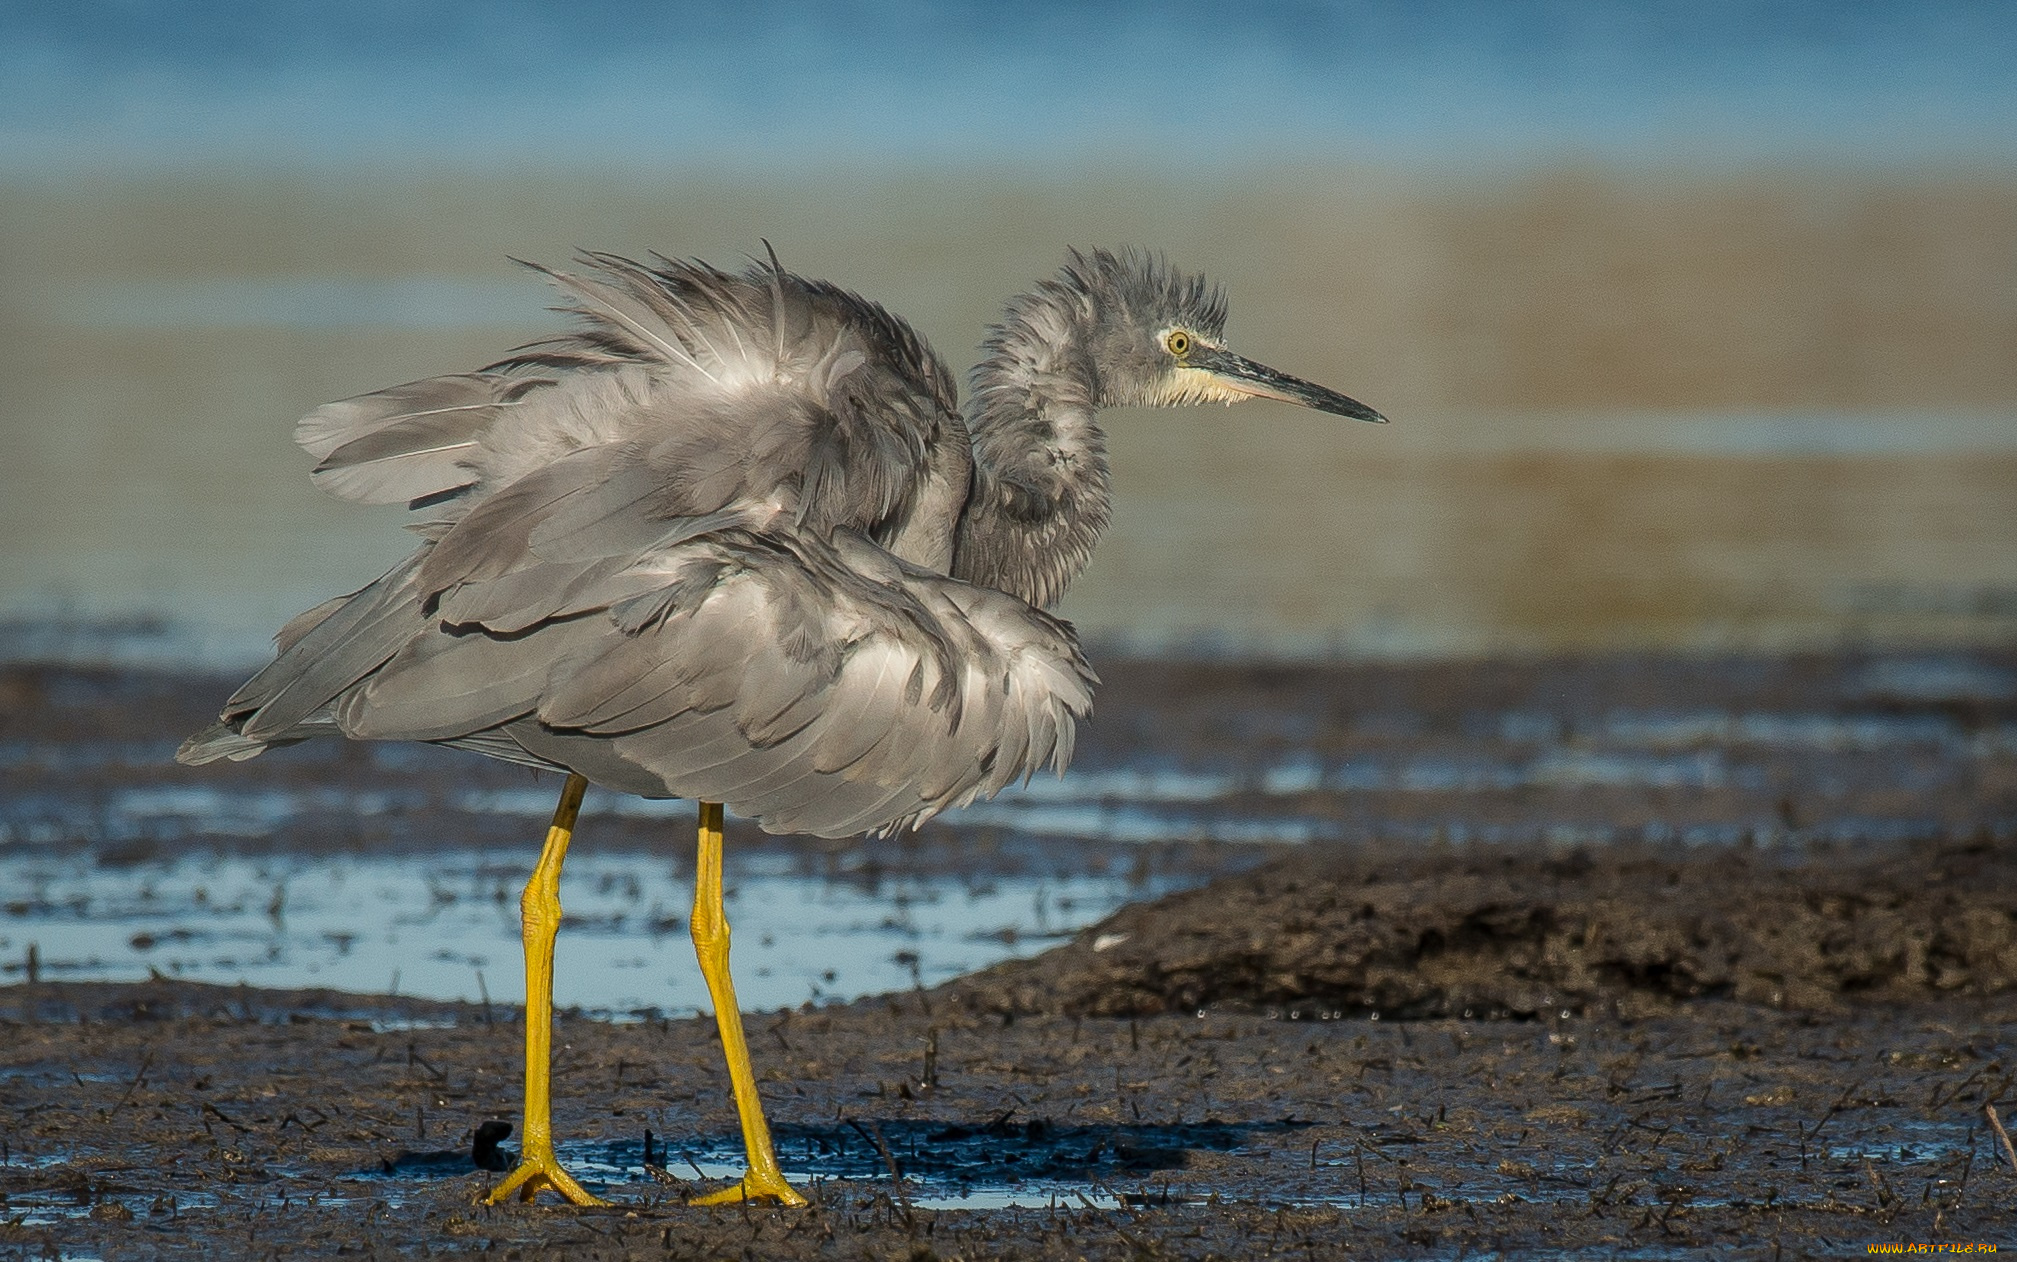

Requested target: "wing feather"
[
  {"left": 187, "top": 250, "right": 1060, "bottom": 842},
  {"left": 520, "top": 260, "right": 721, "bottom": 383},
  {"left": 434, "top": 556, "right": 629, "bottom": 633},
  {"left": 231, "top": 554, "right": 427, "bottom": 741},
  {"left": 311, "top": 411, "right": 486, "bottom": 505},
  {"left": 520, "top": 533, "right": 1091, "bottom": 836},
  {"left": 336, "top": 615, "right": 603, "bottom": 742}
]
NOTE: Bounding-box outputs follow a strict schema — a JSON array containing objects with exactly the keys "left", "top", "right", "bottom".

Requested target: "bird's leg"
[
  {"left": 483, "top": 773, "right": 608, "bottom": 1207},
  {"left": 688, "top": 801, "right": 807, "bottom": 1207}
]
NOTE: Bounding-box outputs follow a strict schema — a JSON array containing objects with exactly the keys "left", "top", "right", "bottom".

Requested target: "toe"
[
  {"left": 691, "top": 1174, "right": 807, "bottom": 1207},
  {"left": 483, "top": 1160, "right": 608, "bottom": 1207}
]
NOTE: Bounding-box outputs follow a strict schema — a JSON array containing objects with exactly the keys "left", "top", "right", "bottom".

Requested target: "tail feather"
[
  {"left": 226, "top": 553, "right": 428, "bottom": 742},
  {"left": 175, "top": 716, "right": 330, "bottom": 765},
  {"left": 176, "top": 721, "right": 268, "bottom": 765}
]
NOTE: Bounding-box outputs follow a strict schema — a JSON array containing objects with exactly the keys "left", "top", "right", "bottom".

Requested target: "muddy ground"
[
  {"left": 1, "top": 652, "right": 2015, "bottom": 1257},
  {"left": 3, "top": 847, "right": 2014, "bottom": 1260}
]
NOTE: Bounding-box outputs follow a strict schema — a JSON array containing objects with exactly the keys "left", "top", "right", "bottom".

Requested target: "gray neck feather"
[{"left": 952, "top": 283, "right": 1113, "bottom": 609}]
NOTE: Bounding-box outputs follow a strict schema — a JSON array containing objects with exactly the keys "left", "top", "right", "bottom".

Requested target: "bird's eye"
[{"left": 1166, "top": 330, "right": 1190, "bottom": 356}]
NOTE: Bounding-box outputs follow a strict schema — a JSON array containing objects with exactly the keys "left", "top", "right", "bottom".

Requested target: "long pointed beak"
[{"left": 1192, "top": 347, "right": 1388, "bottom": 422}]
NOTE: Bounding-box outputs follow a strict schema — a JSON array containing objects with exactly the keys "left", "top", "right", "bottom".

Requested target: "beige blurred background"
[{"left": 4, "top": 167, "right": 2011, "bottom": 661}]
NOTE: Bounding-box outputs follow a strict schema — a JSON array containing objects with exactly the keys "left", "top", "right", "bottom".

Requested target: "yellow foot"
[
  {"left": 482, "top": 1151, "right": 610, "bottom": 1207},
  {"left": 689, "top": 1170, "right": 808, "bottom": 1208}
]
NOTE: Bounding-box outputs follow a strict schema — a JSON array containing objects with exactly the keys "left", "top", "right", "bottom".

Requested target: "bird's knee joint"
[
  {"left": 520, "top": 889, "right": 563, "bottom": 936},
  {"left": 690, "top": 918, "right": 729, "bottom": 955}
]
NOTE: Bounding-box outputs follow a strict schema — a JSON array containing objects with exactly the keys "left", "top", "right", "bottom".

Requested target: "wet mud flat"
[
  {"left": 1, "top": 649, "right": 2014, "bottom": 1256},
  {"left": 1, "top": 837, "right": 2013, "bottom": 1258}
]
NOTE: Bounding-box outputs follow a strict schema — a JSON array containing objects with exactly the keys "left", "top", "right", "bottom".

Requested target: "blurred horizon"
[
  {"left": 5, "top": 1, "right": 2016, "bottom": 173},
  {"left": 2, "top": 1, "right": 2013, "bottom": 665}
]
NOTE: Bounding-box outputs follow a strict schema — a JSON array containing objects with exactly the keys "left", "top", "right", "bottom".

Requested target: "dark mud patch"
[
  {"left": 948, "top": 836, "right": 2017, "bottom": 1022},
  {"left": 4, "top": 847, "right": 2015, "bottom": 1258},
  {"left": 0, "top": 979, "right": 483, "bottom": 1028}
]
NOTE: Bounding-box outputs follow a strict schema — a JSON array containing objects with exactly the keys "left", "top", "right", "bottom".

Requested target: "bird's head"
[{"left": 1065, "top": 247, "right": 1386, "bottom": 423}]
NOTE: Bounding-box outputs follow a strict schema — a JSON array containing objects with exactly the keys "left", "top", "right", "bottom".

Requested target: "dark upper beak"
[{"left": 1191, "top": 347, "right": 1388, "bottom": 422}]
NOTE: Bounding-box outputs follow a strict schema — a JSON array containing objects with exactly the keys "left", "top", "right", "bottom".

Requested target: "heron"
[{"left": 178, "top": 246, "right": 1385, "bottom": 1207}]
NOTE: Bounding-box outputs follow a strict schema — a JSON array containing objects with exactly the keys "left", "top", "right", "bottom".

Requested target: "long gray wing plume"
[
  {"left": 297, "top": 373, "right": 520, "bottom": 507},
  {"left": 229, "top": 553, "right": 429, "bottom": 741},
  {"left": 184, "top": 250, "right": 1040, "bottom": 841},
  {"left": 181, "top": 498, "right": 1091, "bottom": 839},
  {"left": 327, "top": 530, "right": 1094, "bottom": 839},
  {"left": 288, "top": 254, "right": 959, "bottom": 525}
]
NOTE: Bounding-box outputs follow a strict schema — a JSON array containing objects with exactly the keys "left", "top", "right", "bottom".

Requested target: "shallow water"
[{"left": 0, "top": 846, "right": 1178, "bottom": 1016}]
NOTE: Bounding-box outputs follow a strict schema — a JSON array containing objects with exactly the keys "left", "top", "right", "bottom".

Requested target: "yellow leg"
[
  {"left": 688, "top": 801, "right": 808, "bottom": 1207},
  {"left": 483, "top": 774, "right": 608, "bottom": 1207}
]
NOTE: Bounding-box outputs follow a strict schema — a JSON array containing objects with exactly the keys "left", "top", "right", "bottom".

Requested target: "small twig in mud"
[
  {"left": 637, "top": 1133, "right": 681, "bottom": 1187},
  {"left": 1587, "top": 1172, "right": 1623, "bottom": 1216},
  {"left": 1930, "top": 1065, "right": 1985, "bottom": 1110},
  {"left": 644, "top": 1163, "right": 682, "bottom": 1187},
  {"left": 201, "top": 1102, "right": 250, "bottom": 1133},
  {"left": 1985, "top": 1103, "right": 2017, "bottom": 1174},
  {"left": 1864, "top": 1160, "right": 1897, "bottom": 1210},
  {"left": 406, "top": 1042, "right": 446, "bottom": 1083},
  {"left": 895, "top": 951, "right": 932, "bottom": 1016},
  {"left": 278, "top": 1106, "right": 330, "bottom": 1135},
  {"left": 104, "top": 1050, "right": 154, "bottom": 1120},
  {"left": 847, "top": 1119, "right": 913, "bottom": 1229},
  {"left": 476, "top": 970, "right": 492, "bottom": 1026},
  {"left": 1800, "top": 1078, "right": 1863, "bottom": 1168},
  {"left": 1086, "top": 1173, "right": 1144, "bottom": 1222},
  {"left": 1657, "top": 1186, "right": 1693, "bottom": 1233},
  {"left": 1076, "top": 1190, "right": 1155, "bottom": 1256},
  {"left": 1985, "top": 1072, "right": 2014, "bottom": 1111}
]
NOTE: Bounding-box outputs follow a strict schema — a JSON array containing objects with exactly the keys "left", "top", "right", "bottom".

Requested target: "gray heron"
[{"left": 179, "top": 246, "right": 1386, "bottom": 1206}]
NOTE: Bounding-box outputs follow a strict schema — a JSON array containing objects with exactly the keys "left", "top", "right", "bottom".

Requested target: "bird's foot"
[
  {"left": 690, "top": 1168, "right": 808, "bottom": 1207},
  {"left": 482, "top": 1146, "right": 610, "bottom": 1206}
]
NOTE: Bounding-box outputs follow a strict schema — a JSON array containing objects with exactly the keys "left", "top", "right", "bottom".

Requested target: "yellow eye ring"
[{"left": 1166, "top": 330, "right": 1190, "bottom": 356}]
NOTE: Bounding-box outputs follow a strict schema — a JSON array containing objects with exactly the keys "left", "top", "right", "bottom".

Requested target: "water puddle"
[
  {"left": 0, "top": 848, "right": 1185, "bottom": 1015},
  {"left": 589, "top": 1118, "right": 1316, "bottom": 1211},
  {"left": 3, "top": 1103, "right": 1990, "bottom": 1234},
  {"left": 344, "top": 1118, "right": 1321, "bottom": 1214},
  {"left": 33, "top": 1110, "right": 1969, "bottom": 1227}
]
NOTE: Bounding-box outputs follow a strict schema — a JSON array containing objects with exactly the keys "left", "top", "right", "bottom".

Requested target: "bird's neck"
[{"left": 953, "top": 291, "right": 1112, "bottom": 609}]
